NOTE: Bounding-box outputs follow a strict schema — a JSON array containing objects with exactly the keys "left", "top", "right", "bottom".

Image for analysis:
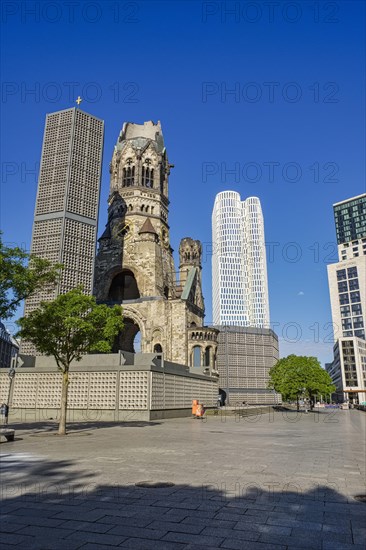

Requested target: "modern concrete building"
[
  {"left": 21, "top": 107, "right": 104, "bottom": 355},
  {"left": 326, "top": 337, "right": 366, "bottom": 404},
  {"left": 215, "top": 326, "right": 279, "bottom": 405},
  {"left": 327, "top": 259, "right": 366, "bottom": 341},
  {"left": 326, "top": 193, "right": 366, "bottom": 404},
  {"left": 212, "top": 191, "right": 269, "bottom": 328},
  {"left": 0, "top": 322, "right": 19, "bottom": 369}
]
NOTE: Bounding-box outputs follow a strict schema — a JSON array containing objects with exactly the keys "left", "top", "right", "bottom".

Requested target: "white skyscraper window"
[{"left": 212, "top": 191, "right": 270, "bottom": 328}]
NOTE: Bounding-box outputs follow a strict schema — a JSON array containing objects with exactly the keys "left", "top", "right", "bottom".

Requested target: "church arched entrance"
[{"left": 114, "top": 317, "right": 141, "bottom": 353}]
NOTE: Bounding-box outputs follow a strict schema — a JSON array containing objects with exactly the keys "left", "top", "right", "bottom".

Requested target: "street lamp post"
[{"left": 6, "top": 366, "right": 16, "bottom": 424}]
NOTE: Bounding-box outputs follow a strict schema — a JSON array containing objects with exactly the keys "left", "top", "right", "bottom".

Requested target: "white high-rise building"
[{"left": 212, "top": 190, "right": 270, "bottom": 328}]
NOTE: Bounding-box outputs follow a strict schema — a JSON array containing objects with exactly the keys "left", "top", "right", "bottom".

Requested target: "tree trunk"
[{"left": 58, "top": 369, "right": 69, "bottom": 435}]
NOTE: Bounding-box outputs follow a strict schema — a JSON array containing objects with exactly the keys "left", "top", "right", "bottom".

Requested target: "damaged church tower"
[{"left": 94, "top": 121, "right": 218, "bottom": 372}]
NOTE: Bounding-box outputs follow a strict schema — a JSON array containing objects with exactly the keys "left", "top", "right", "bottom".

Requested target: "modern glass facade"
[
  {"left": 333, "top": 194, "right": 366, "bottom": 245},
  {"left": 212, "top": 191, "right": 269, "bottom": 328}
]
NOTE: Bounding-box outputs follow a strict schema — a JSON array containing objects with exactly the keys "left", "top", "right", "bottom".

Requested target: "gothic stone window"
[
  {"left": 142, "top": 159, "right": 154, "bottom": 188},
  {"left": 191, "top": 345, "right": 201, "bottom": 367},
  {"left": 122, "top": 159, "right": 135, "bottom": 187}
]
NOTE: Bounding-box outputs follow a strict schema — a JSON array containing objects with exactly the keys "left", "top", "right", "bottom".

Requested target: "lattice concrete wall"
[
  {"left": 119, "top": 372, "right": 148, "bottom": 409},
  {"left": 150, "top": 372, "right": 217, "bottom": 410},
  {"left": 4, "top": 368, "right": 217, "bottom": 416},
  {"left": 0, "top": 373, "right": 10, "bottom": 404},
  {"left": 9, "top": 371, "right": 117, "bottom": 410}
]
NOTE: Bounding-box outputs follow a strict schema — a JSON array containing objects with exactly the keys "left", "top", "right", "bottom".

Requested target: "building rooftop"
[{"left": 333, "top": 193, "right": 366, "bottom": 207}]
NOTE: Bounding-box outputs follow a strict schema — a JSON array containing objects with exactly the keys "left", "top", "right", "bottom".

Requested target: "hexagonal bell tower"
[{"left": 179, "top": 238, "right": 219, "bottom": 376}]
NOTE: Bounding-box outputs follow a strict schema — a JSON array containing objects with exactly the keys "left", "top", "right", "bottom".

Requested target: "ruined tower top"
[
  {"left": 179, "top": 238, "right": 202, "bottom": 270},
  {"left": 118, "top": 121, "right": 164, "bottom": 146},
  {"left": 110, "top": 120, "right": 171, "bottom": 200}
]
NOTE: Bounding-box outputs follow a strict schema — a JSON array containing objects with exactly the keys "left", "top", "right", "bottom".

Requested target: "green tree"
[
  {"left": 0, "top": 233, "right": 61, "bottom": 319},
  {"left": 268, "top": 355, "right": 335, "bottom": 411},
  {"left": 17, "top": 287, "right": 124, "bottom": 435}
]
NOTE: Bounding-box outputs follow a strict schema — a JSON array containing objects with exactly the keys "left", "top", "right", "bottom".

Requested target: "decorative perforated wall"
[
  {"left": 119, "top": 372, "right": 148, "bottom": 409},
  {"left": 0, "top": 374, "right": 10, "bottom": 404},
  {"left": 7, "top": 368, "right": 218, "bottom": 415},
  {"left": 150, "top": 372, "right": 217, "bottom": 410}
]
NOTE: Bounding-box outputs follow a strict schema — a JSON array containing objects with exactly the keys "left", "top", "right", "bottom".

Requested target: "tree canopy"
[
  {"left": 17, "top": 287, "right": 124, "bottom": 370},
  {"left": 17, "top": 287, "right": 124, "bottom": 434},
  {"left": 268, "top": 354, "right": 336, "bottom": 406},
  {"left": 0, "top": 233, "right": 61, "bottom": 319}
]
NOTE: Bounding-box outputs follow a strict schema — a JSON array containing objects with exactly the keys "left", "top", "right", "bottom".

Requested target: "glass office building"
[{"left": 333, "top": 194, "right": 366, "bottom": 261}]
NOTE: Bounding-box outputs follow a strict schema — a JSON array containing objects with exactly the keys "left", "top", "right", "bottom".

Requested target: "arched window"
[
  {"left": 108, "top": 270, "right": 140, "bottom": 302},
  {"left": 160, "top": 167, "right": 165, "bottom": 194},
  {"left": 205, "top": 346, "right": 211, "bottom": 367},
  {"left": 153, "top": 343, "right": 163, "bottom": 353},
  {"left": 151, "top": 206, "right": 154, "bottom": 215},
  {"left": 122, "top": 164, "right": 135, "bottom": 187},
  {"left": 142, "top": 162, "right": 154, "bottom": 188},
  {"left": 192, "top": 346, "right": 201, "bottom": 367}
]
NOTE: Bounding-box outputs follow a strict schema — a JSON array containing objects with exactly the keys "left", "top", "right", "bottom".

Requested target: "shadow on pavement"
[
  {"left": 1, "top": 458, "right": 365, "bottom": 549},
  {"left": 6, "top": 420, "right": 162, "bottom": 434}
]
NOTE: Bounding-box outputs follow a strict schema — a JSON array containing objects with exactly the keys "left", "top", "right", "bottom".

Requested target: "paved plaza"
[{"left": 1, "top": 409, "right": 365, "bottom": 549}]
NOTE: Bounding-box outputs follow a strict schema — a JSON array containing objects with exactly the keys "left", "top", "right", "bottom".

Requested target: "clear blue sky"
[{"left": 1, "top": 1, "right": 365, "bottom": 364}]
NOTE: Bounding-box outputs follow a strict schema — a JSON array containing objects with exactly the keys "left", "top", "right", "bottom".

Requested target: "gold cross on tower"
[{"left": 76, "top": 96, "right": 82, "bottom": 106}]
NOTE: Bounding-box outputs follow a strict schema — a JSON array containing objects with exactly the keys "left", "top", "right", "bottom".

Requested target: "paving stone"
[
  {"left": 232, "top": 514, "right": 267, "bottom": 525},
  {"left": 75, "top": 545, "right": 123, "bottom": 550},
  {"left": 1, "top": 513, "right": 65, "bottom": 527},
  {"left": 182, "top": 516, "right": 236, "bottom": 529},
  {"left": 24, "top": 539, "right": 84, "bottom": 550},
  {"left": 0, "top": 521, "right": 27, "bottom": 533},
  {"left": 221, "top": 540, "right": 286, "bottom": 550},
  {"left": 59, "top": 519, "right": 113, "bottom": 533},
  {"left": 259, "top": 533, "right": 322, "bottom": 549},
  {"left": 0, "top": 532, "right": 37, "bottom": 545},
  {"left": 154, "top": 500, "right": 199, "bottom": 510},
  {"left": 121, "top": 505, "right": 171, "bottom": 516},
  {"left": 266, "top": 517, "right": 322, "bottom": 530},
  {"left": 201, "top": 526, "right": 259, "bottom": 541},
  {"left": 322, "top": 543, "right": 366, "bottom": 550},
  {"left": 107, "top": 525, "right": 168, "bottom": 540},
  {"left": 291, "top": 527, "right": 353, "bottom": 544},
  {"left": 145, "top": 520, "right": 204, "bottom": 534},
  {"left": 162, "top": 509, "right": 190, "bottom": 522},
  {"left": 162, "top": 531, "right": 225, "bottom": 546},
  {"left": 65, "top": 530, "right": 127, "bottom": 545},
  {"left": 52, "top": 509, "right": 108, "bottom": 522},
  {"left": 16, "top": 525, "right": 75, "bottom": 539},
  {"left": 322, "top": 522, "right": 353, "bottom": 534},
  {"left": 97, "top": 515, "right": 152, "bottom": 527},
  {"left": 120, "top": 539, "right": 186, "bottom": 549},
  {"left": 215, "top": 511, "right": 250, "bottom": 522}
]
